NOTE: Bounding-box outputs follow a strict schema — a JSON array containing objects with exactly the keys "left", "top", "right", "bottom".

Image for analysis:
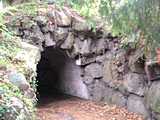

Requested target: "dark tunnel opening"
[
  {"left": 36, "top": 47, "right": 68, "bottom": 103},
  {"left": 36, "top": 46, "right": 89, "bottom": 105}
]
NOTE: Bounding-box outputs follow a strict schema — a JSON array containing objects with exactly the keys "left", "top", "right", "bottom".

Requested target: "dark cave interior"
[
  {"left": 36, "top": 47, "right": 68, "bottom": 101},
  {"left": 36, "top": 46, "right": 89, "bottom": 105}
]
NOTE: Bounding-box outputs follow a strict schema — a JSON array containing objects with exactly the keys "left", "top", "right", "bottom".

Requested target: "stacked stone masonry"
[{"left": 6, "top": 5, "right": 160, "bottom": 120}]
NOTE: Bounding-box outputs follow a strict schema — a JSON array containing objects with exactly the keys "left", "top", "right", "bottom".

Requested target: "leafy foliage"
[
  {"left": 54, "top": 0, "right": 160, "bottom": 57},
  {"left": 0, "top": 34, "right": 21, "bottom": 69},
  {"left": 102, "top": 0, "right": 160, "bottom": 55},
  {"left": 0, "top": 1, "right": 38, "bottom": 36},
  {"left": 15, "top": 2, "right": 38, "bottom": 16},
  {"left": 0, "top": 6, "right": 17, "bottom": 36},
  {"left": 2, "top": 0, "right": 160, "bottom": 56}
]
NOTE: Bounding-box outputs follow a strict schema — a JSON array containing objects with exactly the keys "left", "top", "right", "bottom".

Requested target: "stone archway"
[
  {"left": 6, "top": 5, "right": 110, "bottom": 101},
  {"left": 6, "top": 5, "right": 154, "bottom": 119},
  {"left": 6, "top": 5, "right": 126, "bottom": 102},
  {"left": 36, "top": 46, "right": 89, "bottom": 99}
]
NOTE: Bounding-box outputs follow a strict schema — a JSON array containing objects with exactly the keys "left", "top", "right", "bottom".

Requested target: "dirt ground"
[{"left": 36, "top": 94, "right": 144, "bottom": 120}]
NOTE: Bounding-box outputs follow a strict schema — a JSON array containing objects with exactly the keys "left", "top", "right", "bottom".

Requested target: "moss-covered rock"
[
  {"left": 0, "top": 34, "right": 40, "bottom": 119},
  {"left": 0, "top": 82, "right": 36, "bottom": 120}
]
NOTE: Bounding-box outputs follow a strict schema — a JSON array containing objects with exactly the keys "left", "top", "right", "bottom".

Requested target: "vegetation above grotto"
[{"left": 1, "top": 0, "right": 160, "bottom": 57}]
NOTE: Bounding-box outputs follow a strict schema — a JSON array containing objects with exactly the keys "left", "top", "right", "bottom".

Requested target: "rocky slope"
[{"left": 0, "top": 36, "right": 40, "bottom": 119}]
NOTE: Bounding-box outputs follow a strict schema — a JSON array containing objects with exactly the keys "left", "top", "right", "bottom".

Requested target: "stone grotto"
[{"left": 5, "top": 5, "right": 160, "bottom": 120}]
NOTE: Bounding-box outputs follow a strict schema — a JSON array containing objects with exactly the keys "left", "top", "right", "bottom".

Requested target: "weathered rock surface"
[
  {"left": 88, "top": 80, "right": 105, "bottom": 101},
  {"left": 61, "top": 32, "right": 74, "bottom": 49},
  {"left": 54, "top": 10, "right": 72, "bottom": 27},
  {"left": 103, "top": 87, "right": 127, "bottom": 107},
  {"left": 44, "top": 33, "right": 56, "bottom": 46},
  {"left": 83, "top": 75, "right": 94, "bottom": 85},
  {"left": 80, "top": 39, "right": 91, "bottom": 55},
  {"left": 145, "top": 81, "right": 160, "bottom": 117},
  {"left": 123, "top": 73, "right": 146, "bottom": 96},
  {"left": 54, "top": 27, "right": 69, "bottom": 42},
  {"left": 8, "top": 71, "right": 30, "bottom": 91},
  {"left": 85, "top": 63, "right": 103, "bottom": 79},
  {"left": 0, "top": 39, "right": 40, "bottom": 120},
  {"left": 5, "top": 4, "right": 160, "bottom": 120},
  {"left": 96, "top": 54, "right": 106, "bottom": 63},
  {"left": 103, "top": 59, "right": 114, "bottom": 84},
  {"left": 15, "top": 42, "right": 40, "bottom": 71},
  {"left": 72, "top": 19, "right": 91, "bottom": 31},
  {"left": 127, "top": 95, "right": 149, "bottom": 119}
]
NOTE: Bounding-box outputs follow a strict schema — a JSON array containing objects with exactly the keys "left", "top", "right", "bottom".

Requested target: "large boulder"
[
  {"left": 97, "top": 39, "right": 107, "bottom": 53},
  {"left": 80, "top": 39, "right": 91, "bottom": 55},
  {"left": 128, "top": 48, "right": 145, "bottom": 74},
  {"left": 88, "top": 80, "right": 105, "bottom": 101},
  {"left": 54, "top": 9, "right": 72, "bottom": 27},
  {"left": 103, "top": 50, "right": 127, "bottom": 89},
  {"left": 44, "top": 33, "right": 56, "bottom": 47},
  {"left": 72, "top": 37, "right": 83, "bottom": 56},
  {"left": 83, "top": 75, "right": 94, "bottom": 85},
  {"left": 24, "top": 25, "right": 44, "bottom": 49},
  {"left": 85, "top": 63, "right": 103, "bottom": 79},
  {"left": 61, "top": 32, "right": 74, "bottom": 49},
  {"left": 103, "top": 59, "right": 114, "bottom": 83},
  {"left": 109, "top": 91, "right": 127, "bottom": 107},
  {"left": 72, "top": 38, "right": 92, "bottom": 56},
  {"left": 96, "top": 54, "right": 106, "bottom": 63},
  {"left": 103, "top": 59, "right": 122, "bottom": 89},
  {"left": 54, "top": 27, "right": 69, "bottom": 42},
  {"left": 8, "top": 71, "right": 30, "bottom": 91},
  {"left": 145, "top": 81, "right": 160, "bottom": 119},
  {"left": 15, "top": 42, "right": 41, "bottom": 71},
  {"left": 123, "top": 73, "right": 146, "bottom": 96},
  {"left": 87, "top": 75, "right": 127, "bottom": 107},
  {"left": 47, "top": 7, "right": 72, "bottom": 27},
  {"left": 72, "top": 18, "right": 91, "bottom": 31},
  {"left": 103, "top": 87, "right": 127, "bottom": 107},
  {"left": 127, "top": 95, "right": 150, "bottom": 119}
]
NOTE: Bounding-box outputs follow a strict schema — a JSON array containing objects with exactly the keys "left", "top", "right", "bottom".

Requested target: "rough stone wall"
[
  {"left": 6, "top": 5, "right": 160, "bottom": 120},
  {"left": 59, "top": 58, "right": 89, "bottom": 99}
]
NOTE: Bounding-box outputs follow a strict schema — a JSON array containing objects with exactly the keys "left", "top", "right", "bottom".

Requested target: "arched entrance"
[{"left": 36, "top": 46, "right": 88, "bottom": 103}]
